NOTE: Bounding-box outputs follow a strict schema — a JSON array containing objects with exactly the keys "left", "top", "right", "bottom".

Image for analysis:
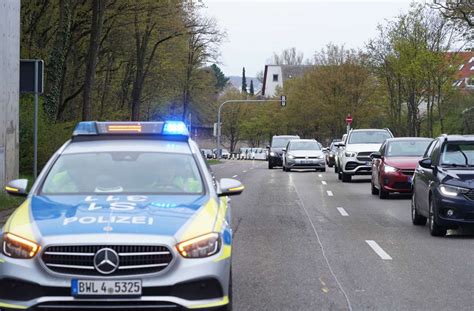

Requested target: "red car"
[{"left": 371, "top": 137, "right": 433, "bottom": 199}]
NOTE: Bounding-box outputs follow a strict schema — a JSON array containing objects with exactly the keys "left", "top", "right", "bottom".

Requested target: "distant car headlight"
[
  {"left": 176, "top": 233, "right": 221, "bottom": 258},
  {"left": 270, "top": 152, "right": 276, "bottom": 157},
  {"left": 383, "top": 165, "right": 398, "bottom": 173},
  {"left": 288, "top": 154, "right": 295, "bottom": 159},
  {"left": 2, "top": 233, "right": 41, "bottom": 259},
  {"left": 345, "top": 152, "right": 357, "bottom": 157},
  {"left": 439, "top": 184, "right": 470, "bottom": 197}
]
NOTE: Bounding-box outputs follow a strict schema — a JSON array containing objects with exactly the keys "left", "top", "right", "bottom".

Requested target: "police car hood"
[{"left": 15, "top": 194, "right": 215, "bottom": 240}]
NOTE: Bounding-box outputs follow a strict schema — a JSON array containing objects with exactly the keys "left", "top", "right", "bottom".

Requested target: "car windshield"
[
  {"left": 440, "top": 143, "right": 474, "bottom": 168},
  {"left": 348, "top": 131, "right": 391, "bottom": 144},
  {"left": 41, "top": 152, "right": 204, "bottom": 194},
  {"left": 386, "top": 140, "right": 432, "bottom": 157},
  {"left": 272, "top": 137, "right": 296, "bottom": 148},
  {"left": 290, "top": 141, "right": 320, "bottom": 151}
]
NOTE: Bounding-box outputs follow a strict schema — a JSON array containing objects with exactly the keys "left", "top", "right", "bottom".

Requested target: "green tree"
[
  {"left": 241, "top": 67, "right": 247, "bottom": 93},
  {"left": 249, "top": 80, "right": 254, "bottom": 96},
  {"left": 210, "top": 64, "right": 229, "bottom": 91}
]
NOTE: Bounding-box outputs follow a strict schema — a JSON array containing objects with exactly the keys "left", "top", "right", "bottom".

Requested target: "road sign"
[
  {"left": 280, "top": 95, "right": 286, "bottom": 107},
  {"left": 346, "top": 114, "right": 353, "bottom": 124},
  {"left": 20, "top": 59, "right": 44, "bottom": 94}
]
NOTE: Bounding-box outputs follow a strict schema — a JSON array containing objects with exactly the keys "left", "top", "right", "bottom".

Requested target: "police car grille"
[{"left": 42, "top": 245, "right": 173, "bottom": 276}]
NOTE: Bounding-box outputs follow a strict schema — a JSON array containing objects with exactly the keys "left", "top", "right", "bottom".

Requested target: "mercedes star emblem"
[{"left": 94, "top": 248, "right": 119, "bottom": 275}]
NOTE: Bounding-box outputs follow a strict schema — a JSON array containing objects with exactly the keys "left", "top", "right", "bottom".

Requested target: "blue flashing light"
[
  {"left": 163, "top": 121, "right": 189, "bottom": 136},
  {"left": 73, "top": 122, "right": 98, "bottom": 136}
]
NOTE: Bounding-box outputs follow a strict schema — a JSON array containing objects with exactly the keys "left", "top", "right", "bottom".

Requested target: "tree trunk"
[{"left": 82, "top": 0, "right": 106, "bottom": 121}]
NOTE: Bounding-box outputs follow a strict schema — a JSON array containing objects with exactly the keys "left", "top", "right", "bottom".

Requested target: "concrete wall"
[{"left": 0, "top": 0, "right": 20, "bottom": 189}]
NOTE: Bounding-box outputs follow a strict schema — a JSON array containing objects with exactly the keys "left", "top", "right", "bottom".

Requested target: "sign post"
[
  {"left": 20, "top": 59, "right": 44, "bottom": 179},
  {"left": 345, "top": 114, "right": 353, "bottom": 134}
]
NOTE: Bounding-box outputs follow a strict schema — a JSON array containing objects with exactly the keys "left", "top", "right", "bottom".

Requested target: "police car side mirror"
[
  {"left": 218, "top": 178, "right": 244, "bottom": 197},
  {"left": 5, "top": 179, "right": 29, "bottom": 197}
]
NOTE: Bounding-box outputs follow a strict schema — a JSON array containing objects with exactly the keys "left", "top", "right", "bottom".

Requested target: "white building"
[{"left": 261, "top": 65, "right": 313, "bottom": 97}]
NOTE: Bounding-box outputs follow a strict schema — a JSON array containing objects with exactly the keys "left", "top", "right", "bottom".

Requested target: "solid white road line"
[
  {"left": 366, "top": 240, "right": 393, "bottom": 260},
  {"left": 337, "top": 207, "right": 349, "bottom": 216},
  {"left": 243, "top": 170, "right": 247, "bottom": 173},
  {"left": 322, "top": 181, "right": 327, "bottom": 185},
  {"left": 326, "top": 190, "right": 334, "bottom": 196},
  {"left": 318, "top": 174, "right": 323, "bottom": 178},
  {"left": 232, "top": 175, "right": 238, "bottom": 178}
]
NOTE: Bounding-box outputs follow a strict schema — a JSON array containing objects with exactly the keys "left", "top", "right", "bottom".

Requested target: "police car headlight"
[
  {"left": 176, "top": 233, "right": 221, "bottom": 258},
  {"left": 2, "top": 233, "right": 40, "bottom": 259}
]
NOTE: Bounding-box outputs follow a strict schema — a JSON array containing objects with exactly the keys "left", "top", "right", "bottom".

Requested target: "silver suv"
[{"left": 337, "top": 128, "right": 393, "bottom": 182}]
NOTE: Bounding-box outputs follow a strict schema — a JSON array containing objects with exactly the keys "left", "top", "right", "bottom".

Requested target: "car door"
[{"left": 416, "top": 140, "right": 439, "bottom": 215}]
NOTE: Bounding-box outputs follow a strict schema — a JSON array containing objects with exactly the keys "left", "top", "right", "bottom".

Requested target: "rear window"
[
  {"left": 348, "top": 131, "right": 391, "bottom": 144},
  {"left": 42, "top": 152, "right": 204, "bottom": 195},
  {"left": 386, "top": 140, "right": 432, "bottom": 157}
]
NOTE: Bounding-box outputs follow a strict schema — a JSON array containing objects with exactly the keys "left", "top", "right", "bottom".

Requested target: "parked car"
[
  {"left": 282, "top": 139, "right": 326, "bottom": 172},
  {"left": 221, "top": 149, "right": 231, "bottom": 159},
  {"left": 239, "top": 147, "right": 250, "bottom": 160},
  {"left": 411, "top": 134, "right": 474, "bottom": 236},
  {"left": 253, "top": 148, "right": 267, "bottom": 160},
  {"left": 371, "top": 137, "right": 433, "bottom": 199},
  {"left": 201, "top": 149, "right": 214, "bottom": 159},
  {"left": 268, "top": 135, "right": 300, "bottom": 169},
  {"left": 336, "top": 128, "right": 393, "bottom": 182}
]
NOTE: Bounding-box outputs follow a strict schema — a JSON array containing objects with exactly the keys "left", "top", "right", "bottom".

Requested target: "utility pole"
[{"left": 216, "top": 96, "right": 286, "bottom": 159}]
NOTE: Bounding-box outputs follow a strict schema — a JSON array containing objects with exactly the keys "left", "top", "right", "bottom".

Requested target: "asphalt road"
[{"left": 212, "top": 160, "right": 474, "bottom": 311}]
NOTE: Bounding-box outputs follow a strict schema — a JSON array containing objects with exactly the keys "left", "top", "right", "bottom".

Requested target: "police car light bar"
[{"left": 72, "top": 121, "right": 189, "bottom": 137}]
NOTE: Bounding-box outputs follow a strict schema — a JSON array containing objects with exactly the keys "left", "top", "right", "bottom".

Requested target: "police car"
[{"left": 1, "top": 121, "right": 243, "bottom": 310}]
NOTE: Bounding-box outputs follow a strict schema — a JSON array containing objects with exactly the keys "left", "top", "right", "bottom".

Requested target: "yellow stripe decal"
[
  {"left": 213, "top": 197, "right": 228, "bottom": 233},
  {"left": 213, "top": 245, "right": 232, "bottom": 263},
  {"left": 5, "top": 200, "right": 36, "bottom": 242},
  {"left": 188, "top": 296, "right": 229, "bottom": 309},
  {"left": 181, "top": 199, "right": 218, "bottom": 241},
  {"left": 5, "top": 186, "right": 19, "bottom": 192},
  {"left": 0, "top": 302, "right": 28, "bottom": 309}
]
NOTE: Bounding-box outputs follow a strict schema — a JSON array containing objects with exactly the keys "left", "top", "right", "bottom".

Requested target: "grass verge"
[{"left": 207, "top": 159, "right": 222, "bottom": 165}]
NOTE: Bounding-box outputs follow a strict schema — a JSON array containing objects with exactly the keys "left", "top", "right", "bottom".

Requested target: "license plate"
[{"left": 71, "top": 280, "right": 142, "bottom": 297}]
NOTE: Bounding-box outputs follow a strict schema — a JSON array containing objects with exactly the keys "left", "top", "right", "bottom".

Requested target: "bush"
[{"left": 19, "top": 95, "right": 76, "bottom": 176}]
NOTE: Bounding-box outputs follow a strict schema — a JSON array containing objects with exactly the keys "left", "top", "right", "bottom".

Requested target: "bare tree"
[{"left": 270, "top": 47, "right": 305, "bottom": 65}]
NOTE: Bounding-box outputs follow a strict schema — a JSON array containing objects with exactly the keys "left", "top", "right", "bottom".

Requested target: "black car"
[
  {"left": 268, "top": 135, "right": 300, "bottom": 169},
  {"left": 325, "top": 141, "right": 340, "bottom": 167},
  {"left": 411, "top": 134, "right": 474, "bottom": 236}
]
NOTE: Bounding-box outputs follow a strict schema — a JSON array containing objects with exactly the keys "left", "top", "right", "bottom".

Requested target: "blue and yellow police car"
[{"left": 1, "top": 121, "right": 243, "bottom": 310}]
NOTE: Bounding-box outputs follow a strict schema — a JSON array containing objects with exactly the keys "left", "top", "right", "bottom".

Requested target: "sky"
[{"left": 203, "top": 0, "right": 424, "bottom": 77}]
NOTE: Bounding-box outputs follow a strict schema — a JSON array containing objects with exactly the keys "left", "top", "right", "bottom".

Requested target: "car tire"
[
  {"left": 379, "top": 186, "right": 389, "bottom": 199},
  {"left": 338, "top": 170, "right": 342, "bottom": 180},
  {"left": 321, "top": 168, "right": 326, "bottom": 172},
  {"left": 282, "top": 165, "right": 287, "bottom": 172},
  {"left": 334, "top": 165, "right": 339, "bottom": 174},
  {"left": 342, "top": 172, "right": 351, "bottom": 182},
  {"left": 371, "top": 179, "right": 379, "bottom": 195},
  {"left": 429, "top": 198, "right": 446, "bottom": 237},
  {"left": 411, "top": 192, "right": 427, "bottom": 226},
  {"left": 268, "top": 161, "right": 273, "bottom": 169}
]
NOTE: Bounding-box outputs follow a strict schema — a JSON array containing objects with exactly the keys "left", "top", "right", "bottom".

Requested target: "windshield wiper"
[{"left": 442, "top": 163, "right": 469, "bottom": 168}]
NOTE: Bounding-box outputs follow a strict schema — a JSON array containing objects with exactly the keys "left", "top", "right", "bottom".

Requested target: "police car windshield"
[{"left": 41, "top": 152, "right": 204, "bottom": 194}]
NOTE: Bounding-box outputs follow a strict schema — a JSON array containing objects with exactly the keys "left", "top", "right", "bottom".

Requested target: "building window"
[
  {"left": 467, "top": 77, "right": 474, "bottom": 87},
  {"left": 459, "top": 64, "right": 464, "bottom": 71},
  {"left": 469, "top": 57, "right": 474, "bottom": 63},
  {"left": 273, "top": 74, "right": 278, "bottom": 82}
]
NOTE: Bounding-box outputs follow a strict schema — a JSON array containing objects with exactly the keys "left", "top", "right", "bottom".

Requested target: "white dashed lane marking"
[
  {"left": 232, "top": 175, "right": 238, "bottom": 178},
  {"left": 326, "top": 190, "right": 334, "bottom": 196},
  {"left": 337, "top": 207, "right": 349, "bottom": 216},
  {"left": 322, "top": 181, "right": 327, "bottom": 185},
  {"left": 366, "top": 240, "right": 393, "bottom": 260},
  {"left": 318, "top": 174, "right": 323, "bottom": 178}
]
